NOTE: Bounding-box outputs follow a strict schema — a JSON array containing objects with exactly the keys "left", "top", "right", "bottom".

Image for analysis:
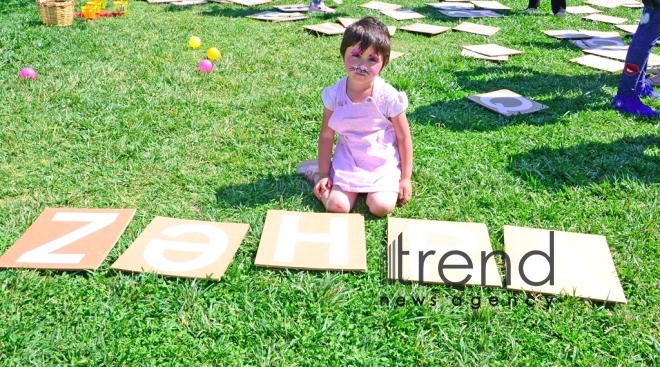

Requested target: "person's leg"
[
  {"left": 551, "top": 0, "right": 566, "bottom": 14},
  {"left": 309, "top": 0, "right": 335, "bottom": 13},
  {"left": 522, "top": 0, "right": 540, "bottom": 12},
  {"left": 365, "top": 192, "right": 398, "bottom": 217},
  {"left": 323, "top": 186, "right": 358, "bottom": 213},
  {"left": 613, "top": 7, "right": 660, "bottom": 116}
]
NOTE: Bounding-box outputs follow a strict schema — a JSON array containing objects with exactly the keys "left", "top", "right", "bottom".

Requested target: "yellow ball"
[
  {"left": 188, "top": 36, "right": 201, "bottom": 49},
  {"left": 207, "top": 47, "right": 221, "bottom": 61}
]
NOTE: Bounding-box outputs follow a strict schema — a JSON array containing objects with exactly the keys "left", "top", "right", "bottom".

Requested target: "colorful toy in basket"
[
  {"left": 77, "top": 0, "right": 127, "bottom": 19},
  {"left": 113, "top": 0, "right": 127, "bottom": 13}
]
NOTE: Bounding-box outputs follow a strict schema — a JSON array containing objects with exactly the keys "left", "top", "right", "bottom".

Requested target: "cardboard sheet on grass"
[
  {"left": 504, "top": 226, "right": 627, "bottom": 304},
  {"left": 254, "top": 210, "right": 367, "bottom": 271},
  {"left": 426, "top": 2, "right": 475, "bottom": 10},
  {"left": 438, "top": 9, "right": 502, "bottom": 17},
  {"left": 274, "top": 4, "right": 309, "bottom": 11},
  {"left": 583, "top": 13, "right": 628, "bottom": 25},
  {"left": 248, "top": 11, "right": 306, "bottom": 21},
  {"left": 380, "top": 9, "right": 425, "bottom": 20},
  {"left": 454, "top": 22, "right": 499, "bottom": 36},
  {"left": 111, "top": 217, "right": 248, "bottom": 280},
  {"left": 586, "top": 0, "right": 641, "bottom": 8},
  {"left": 463, "top": 44, "right": 522, "bottom": 57},
  {"left": 571, "top": 37, "right": 625, "bottom": 50},
  {"left": 544, "top": 30, "right": 594, "bottom": 40},
  {"left": 461, "top": 49, "right": 508, "bottom": 61},
  {"left": 304, "top": 22, "right": 346, "bottom": 35},
  {"left": 571, "top": 54, "right": 623, "bottom": 72},
  {"left": 390, "top": 50, "right": 404, "bottom": 60},
  {"left": 468, "top": 89, "right": 546, "bottom": 116},
  {"left": 147, "top": 0, "right": 176, "bottom": 3},
  {"left": 565, "top": 5, "right": 601, "bottom": 13},
  {"left": 360, "top": 0, "right": 401, "bottom": 10},
  {"left": 470, "top": 1, "right": 510, "bottom": 10},
  {"left": 0, "top": 208, "right": 135, "bottom": 270},
  {"left": 338, "top": 18, "right": 397, "bottom": 36},
  {"left": 584, "top": 46, "right": 660, "bottom": 66},
  {"left": 230, "top": 0, "right": 272, "bottom": 6},
  {"left": 400, "top": 23, "right": 450, "bottom": 36},
  {"left": 171, "top": 0, "right": 206, "bottom": 6},
  {"left": 616, "top": 24, "right": 637, "bottom": 34},
  {"left": 387, "top": 218, "right": 501, "bottom": 287}
]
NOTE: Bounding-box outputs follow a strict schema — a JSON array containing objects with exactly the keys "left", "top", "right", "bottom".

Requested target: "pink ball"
[
  {"left": 199, "top": 59, "right": 213, "bottom": 73},
  {"left": 19, "top": 67, "right": 37, "bottom": 79}
]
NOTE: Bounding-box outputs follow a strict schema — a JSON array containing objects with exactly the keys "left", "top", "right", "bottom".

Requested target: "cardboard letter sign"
[
  {"left": 0, "top": 208, "right": 135, "bottom": 270},
  {"left": 504, "top": 226, "right": 627, "bottom": 303},
  {"left": 111, "top": 217, "right": 248, "bottom": 280},
  {"left": 387, "top": 218, "right": 501, "bottom": 287},
  {"left": 254, "top": 210, "right": 366, "bottom": 271}
]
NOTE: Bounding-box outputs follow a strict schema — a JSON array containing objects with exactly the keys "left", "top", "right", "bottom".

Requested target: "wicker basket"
[{"left": 37, "top": 0, "right": 75, "bottom": 26}]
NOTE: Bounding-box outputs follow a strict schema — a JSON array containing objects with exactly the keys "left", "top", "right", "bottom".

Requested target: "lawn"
[{"left": 1, "top": 0, "right": 659, "bottom": 365}]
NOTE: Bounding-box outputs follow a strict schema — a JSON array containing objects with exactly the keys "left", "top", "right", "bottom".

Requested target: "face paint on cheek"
[{"left": 349, "top": 66, "right": 369, "bottom": 75}]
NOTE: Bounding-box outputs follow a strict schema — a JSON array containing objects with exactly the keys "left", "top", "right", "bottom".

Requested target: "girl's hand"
[
  {"left": 398, "top": 178, "right": 412, "bottom": 206},
  {"left": 314, "top": 177, "right": 333, "bottom": 199}
]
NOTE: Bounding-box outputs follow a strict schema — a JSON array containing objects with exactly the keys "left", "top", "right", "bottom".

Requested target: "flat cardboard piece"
[
  {"left": 583, "top": 13, "right": 628, "bottom": 25},
  {"left": 387, "top": 218, "right": 501, "bottom": 287},
  {"left": 254, "top": 210, "right": 367, "bottom": 271},
  {"left": 426, "top": 2, "right": 475, "bottom": 10},
  {"left": 571, "top": 37, "right": 625, "bottom": 50},
  {"left": 171, "top": 0, "right": 206, "bottom": 5},
  {"left": 578, "top": 29, "right": 621, "bottom": 38},
  {"left": 274, "top": 4, "right": 309, "bottom": 11},
  {"left": 570, "top": 54, "right": 623, "bottom": 72},
  {"left": 461, "top": 49, "right": 508, "bottom": 61},
  {"left": 360, "top": 0, "right": 401, "bottom": 10},
  {"left": 544, "top": 30, "right": 593, "bottom": 40},
  {"left": 584, "top": 46, "right": 660, "bottom": 66},
  {"left": 111, "top": 217, "right": 248, "bottom": 280},
  {"left": 621, "top": 1, "right": 643, "bottom": 7},
  {"left": 337, "top": 18, "right": 396, "bottom": 36},
  {"left": 230, "top": 0, "right": 271, "bottom": 6},
  {"left": 468, "top": 89, "right": 546, "bottom": 116},
  {"left": 0, "top": 208, "right": 135, "bottom": 270},
  {"left": 147, "top": 0, "right": 176, "bottom": 3},
  {"left": 390, "top": 50, "right": 404, "bottom": 60},
  {"left": 248, "top": 11, "right": 307, "bottom": 21},
  {"left": 470, "top": 0, "right": 510, "bottom": 10},
  {"left": 453, "top": 22, "right": 499, "bottom": 36},
  {"left": 380, "top": 9, "right": 425, "bottom": 20},
  {"left": 463, "top": 43, "right": 522, "bottom": 57},
  {"left": 304, "top": 22, "right": 346, "bottom": 35},
  {"left": 616, "top": 24, "right": 637, "bottom": 34},
  {"left": 565, "top": 5, "right": 601, "bottom": 13},
  {"left": 400, "top": 23, "right": 451, "bottom": 35},
  {"left": 438, "top": 9, "right": 502, "bottom": 17},
  {"left": 504, "top": 226, "right": 627, "bottom": 304},
  {"left": 586, "top": 0, "right": 637, "bottom": 7}
]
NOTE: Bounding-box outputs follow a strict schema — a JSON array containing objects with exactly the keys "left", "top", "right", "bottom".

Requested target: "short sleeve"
[
  {"left": 379, "top": 82, "right": 409, "bottom": 118},
  {"left": 322, "top": 84, "right": 338, "bottom": 111}
]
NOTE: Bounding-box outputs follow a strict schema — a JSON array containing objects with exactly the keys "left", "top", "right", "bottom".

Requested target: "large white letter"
[{"left": 273, "top": 215, "right": 349, "bottom": 264}]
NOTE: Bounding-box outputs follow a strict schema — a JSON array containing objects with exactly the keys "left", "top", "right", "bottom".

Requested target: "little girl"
[{"left": 298, "top": 16, "right": 413, "bottom": 217}]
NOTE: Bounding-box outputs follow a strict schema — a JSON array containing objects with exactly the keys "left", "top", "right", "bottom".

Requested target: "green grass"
[{"left": 1, "top": 0, "right": 660, "bottom": 365}]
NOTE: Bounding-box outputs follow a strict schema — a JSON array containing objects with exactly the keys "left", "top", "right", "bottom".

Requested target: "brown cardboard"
[
  {"left": 468, "top": 89, "right": 547, "bottom": 116},
  {"left": 570, "top": 54, "right": 623, "bottom": 72},
  {"left": 147, "top": 0, "right": 176, "bottom": 3},
  {"left": 387, "top": 218, "right": 501, "bottom": 287},
  {"left": 438, "top": 9, "right": 503, "bottom": 17},
  {"left": 400, "top": 23, "right": 451, "bottom": 36},
  {"left": 390, "top": 50, "right": 404, "bottom": 60},
  {"left": 304, "top": 22, "right": 346, "bottom": 35},
  {"left": 230, "top": 0, "right": 272, "bottom": 6},
  {"left": 583, "top": 13, "right": 628, "bottom": 24},
  {"left": 584, "top": 46, "right": 660, "bottom": 66},
  {"left": 274, "top": 4, "right": 309, "bottom": 11},
  {"left": 337, "top": 18, "right": 396, "bottom": 36},
  {"left": 571, "top": 37, "right": 625, "bottom": 50},
  {"left": 462, "top": 43, "right": 522, "bottom": 57},
  {"left": 426, "top": 2, "right": 475, "bottom": 10},
  {"left": 577, "top": 29, "right": 621, "bottom": 38},
  {"left": 585, "top": 0, "right": 633, "bottom": 7},
  {"left": 461, "top": 49, "right": 508, "bottom": 61},
  {"left": 503, "top": 226, "right": 627, "bottom": 304},
  {"left": 454, "top": 22, "right": 500, "bottom": 36},
  {"left": 254, "top": 210, "right": 366, "bottom": 271},
  {"left": 565, "top": 5, "right": 601, "bottom": 13},
  {"left": 543, "top": 30, "right": 593, "bottom": 40},
  {"left": 615, "top": 24, "right": 637, "bottom": 34},
  {"left": 0, "top": 208, "right": 135, "bottom": 270},
  {"left": 470, "top": 0, "right": 510, "bottom": 10},
  {"left": 380, "top": 9, "right": 425, "bottom": 20},
  {"left": 111, "top": 217, "right": 248, "bottom": 280},
  {"left": 248, "top": 11, "right": 307, "bottom": 21},
  {"left": 171, "top": 0, "right": 206, "bottom": 5},
  {"left": 360, "top": 0, "right": 401, "bottom": 10}
]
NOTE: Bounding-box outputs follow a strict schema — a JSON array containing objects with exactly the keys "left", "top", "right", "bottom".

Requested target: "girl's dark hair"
[{"left": 340, "top": 16, "right": 391, "bottom": 69}]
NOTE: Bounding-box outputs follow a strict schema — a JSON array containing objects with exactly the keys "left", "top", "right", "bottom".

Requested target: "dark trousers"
[
  {"left": 527, "top": 0, "right": 566, "bottom": 13},
  {"left": 617, "top": 7, "right": 660, "bottom": 97}
]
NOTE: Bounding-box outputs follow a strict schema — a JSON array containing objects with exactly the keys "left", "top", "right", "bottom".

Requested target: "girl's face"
[{"left": 343, "top": 43, "right": 384, "bottom": 82}]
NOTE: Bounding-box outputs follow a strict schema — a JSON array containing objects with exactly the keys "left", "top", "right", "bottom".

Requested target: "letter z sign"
[{"left": 0, "top": 208, "right": 136, "bottom": 270}]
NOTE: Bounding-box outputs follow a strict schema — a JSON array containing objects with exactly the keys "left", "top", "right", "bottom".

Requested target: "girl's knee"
[
  {"left": 326, "top": 199, "right": 352, "bottom": 213},
  {"left": 367, "top": 199, "right": 396, "bottom": 217}
]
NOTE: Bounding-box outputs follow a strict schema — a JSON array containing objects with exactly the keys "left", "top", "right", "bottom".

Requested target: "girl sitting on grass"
[{"left": 298, "top": 16, "right": 413, "bottom": 217}]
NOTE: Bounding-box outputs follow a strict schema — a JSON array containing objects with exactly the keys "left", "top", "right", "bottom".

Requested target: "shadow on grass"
[
  {"left": 214, "top": 173, "right": 389, "bottom": 219},
  {"left": 408, "top": 65, "right": 619, "bottom": 131},
  {"left": 508, "top": 134, "right": 660, "bottom": 191}
]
